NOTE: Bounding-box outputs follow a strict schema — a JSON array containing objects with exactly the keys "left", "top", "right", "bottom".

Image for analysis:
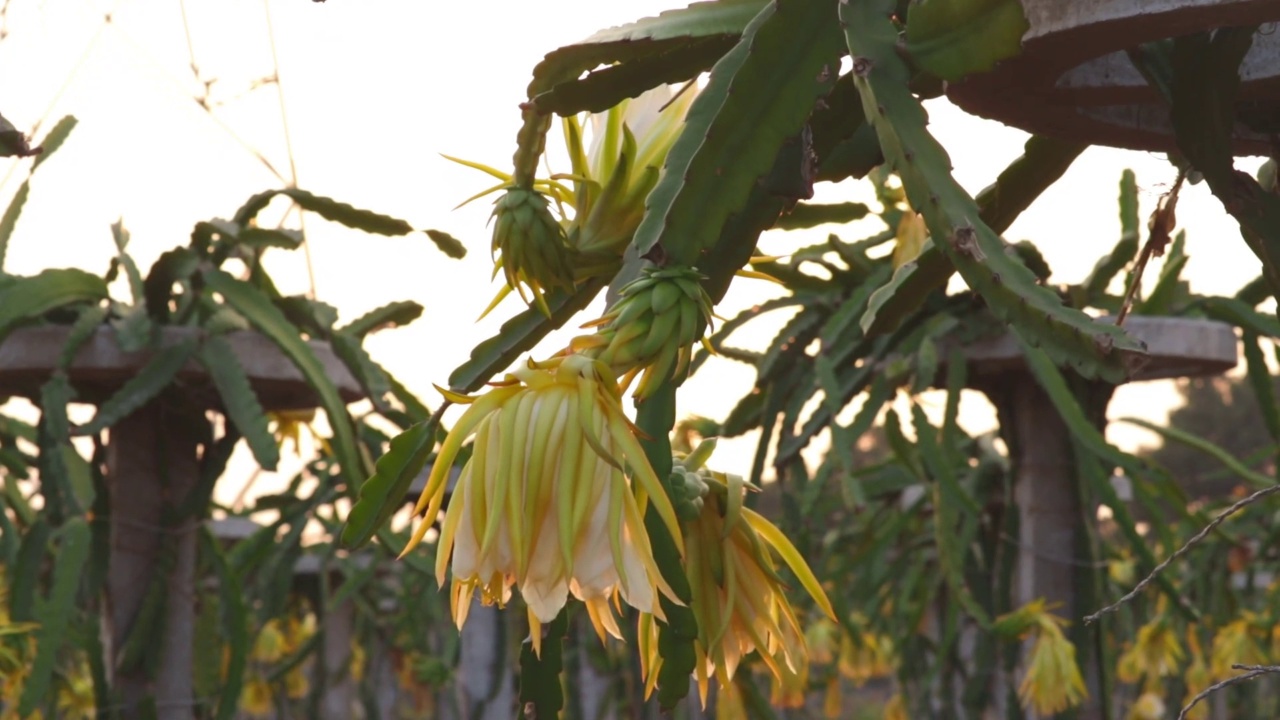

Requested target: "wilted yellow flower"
[
  {"left": 404, "top": 353, "right": 683, "bottom": 652},
  {"left": 883, "top": 691, "right": 908, "bottom": 720},
  {"left": 806, "top": 617, "right": 841, "bottom": 666},
  {"left": 54, "top": 660, "right": 95, "bottom": 720},
  {"left": 1117, "top": 617, "right": 1183, "bottom": 688},
  {"left": 252, "top": 620, "right": 287, "bottom": 664},
  {"left": 637, "top": 442, "right": 834, "bottom": 704},
  {"left": 823, "top": 675, "right": 843, "bottom": 719},
  {"left": 350, "top": 640, "right": 366, "bottom": 683},
  {"left": 769, "top": 645, "right": 809, "bottom": 709},
  {"left": 1209, "top": 613, "right": 1266, "bottom": 678},
  {"left": 285, "top": 666, "right": 310, "bottom": 700},
  {"left": 1109, "top": 552, "right": 1137, "bottom": 587},
  {"left": 240, "top": 677, "right": 273, "bottom": 716},
  {"left": 1004, "top": 601, "right": 1087, "bottom": 715},
  {"left": 1182, "top": 627, "right": 1211, "bottom": 720},
  {"left": 1127, "top": 691, "right": 1166, "bottom": 720},
  {"left": 715, "top": 677, "right": 747, "bottom": 720},
  {"left": 835, "top": 614, "right": 895, "bottom": 687}
]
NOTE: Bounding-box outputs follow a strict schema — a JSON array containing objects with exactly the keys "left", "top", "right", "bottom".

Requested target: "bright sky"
[{"left": 0, "top": 1, "right": 1267, "bottom": 507}]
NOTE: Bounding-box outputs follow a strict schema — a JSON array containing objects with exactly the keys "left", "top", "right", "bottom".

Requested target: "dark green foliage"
[
  {"left": 18, "top": 518, "right": 90, "bottom": 716},
  {"left": 905, "top": 0, "right": 1029, "bottom": 81},
  {"left": 341, "top": 416, "right": 441, "bottom": 549},
  {"left": 447, "top": 278, "right": 606, "bottom": 393},
  {"left": 518, "top": 608, "right": 570, "bottom": 719},
  {"left": 1170, "top": 26, "right": 1280, "bottom": 302},
  {"left": 843, "top": 0, "right": 1145, "bottom": 382},
  {"left": 631, "top": 0, "right": 843, "bottom": 268}
]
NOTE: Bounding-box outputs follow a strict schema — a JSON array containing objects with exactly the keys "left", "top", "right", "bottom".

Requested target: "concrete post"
[{"left": 105, "top": 399, "right": 203, "bottom": 720}]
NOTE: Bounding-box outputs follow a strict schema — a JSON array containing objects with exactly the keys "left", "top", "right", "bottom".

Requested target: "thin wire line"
[
  {"left": 262, "top": 0, "right": 318, "bottom": 299},
  {"left": 104, "top": 22, "right": 288, "bottom": 184},
  {"left": 1085, "top": 482, "right": 1280, "bottom": 625}
]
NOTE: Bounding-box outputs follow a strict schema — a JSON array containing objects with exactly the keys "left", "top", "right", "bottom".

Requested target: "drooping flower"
[
  {"left": 637, "top": 440, "right": 834, "bottom": 704},
  {"left": 240, "top": 678, "right": 273, "bottom": 717},
  {"left": 1117, "top": 616, "right": 1184, "bottom": 689},
  {"left": 1209, "top": 612, "right": 1266, "bottom": 678},
  {"left": 837, "top": 620, "right": 895, "bottom": 687},
  {"left": 1127, "top": 691, "right": 1166, "bottom": 720},
  {"left": 1181, "top": 627, "right": 1211, "bottom": 720},
  {"left": 996, "top": 599, "right": 1088, "bottom": 715},
  {"left": 403, "top": 353, "right": 684, "bottom": 650}
]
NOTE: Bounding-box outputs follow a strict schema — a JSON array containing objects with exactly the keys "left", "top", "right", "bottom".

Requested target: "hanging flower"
[
  {"left": 239, "top": 678, "right": 272, "bottom": 717},
  {"left": 1117, "top": 616, "right": 1184, "bottom": 688},
  {"left": 1181, "top": 626, "right": 1211, "bottom": 720},
  {"left": 883, "top": 692, "right": 908, "bottom": 720},
  {"left": 769, "top": 644, "right": 810, "bottom": 709},
  {"left": 1209, "top": 612, "right": 1266, "bottom": 679},
  {"left": 1127, "top": 691, "right": 1166, "bottom": 720},
  {"left": 838, "top": 624, "right": 895, "bottom": 687},
  {"left": 637, "top": 440, "right": 834, "bottom": 704},
  {"left": 403, "top": 353, "right": 684, "bottom": 651},
  {"left": 996, "top": 599, "right": 1088, "bottom": 715}
]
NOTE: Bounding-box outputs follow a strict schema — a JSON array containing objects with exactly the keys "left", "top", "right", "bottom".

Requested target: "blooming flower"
[
  {"left": 403, "top": 353, "right": 683, "bottom": 651},
  {"left": 637, "top": 442, "right": 834, "bottom": 704}
]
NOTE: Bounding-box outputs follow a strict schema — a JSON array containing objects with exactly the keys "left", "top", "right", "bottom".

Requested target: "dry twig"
[{"left": 1179, "top": 665, "right": 1280, "bottom": 720}]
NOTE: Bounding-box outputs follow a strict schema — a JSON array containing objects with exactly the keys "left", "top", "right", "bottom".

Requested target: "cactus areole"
[{"left": 947, "top": 0, "right": 1280, "bottom": 155}]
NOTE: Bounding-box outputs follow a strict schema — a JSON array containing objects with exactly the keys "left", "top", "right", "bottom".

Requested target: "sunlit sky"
[{"left": 0, "top": 1, "right": 1267, "bottom": 508}]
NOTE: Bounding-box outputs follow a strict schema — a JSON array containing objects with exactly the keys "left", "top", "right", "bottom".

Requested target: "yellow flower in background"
[
  {"left": 715, "top": 677, "right": 747, "bottom": 720},
  {"left": 240, "top": 677, "right": 272, "bottom": 717},
  {"left": 268, "top": 408, "right": 317, "bottom": 455},
  {"left": 838, "top": 616, "right": 895, "bottom": 687},
  {"left": 823, "top": 675, "right": 843, "bottom": 719},
  {"left": 883, "top": 692, "right": 908, "bottom": 720},
  {"left": 1127, "top": 691, "right": 1166, "bottom": 720},
  {"left": 1182, "top": 627, "right": 1211, "bottom": 720},
  {"left": 997, "top": 600, "right": 1087, "bottom": 715},
  {"left": 252, "top": 620, "right": 287, "bottom": 664},
  {"left": 769, "top": 644, "right": 809, "bottom": 709},
  {"left": 1209, "top": 613, "right": 1266, "bottom": 678},
  {"left": 403, "top": 353, "right": 683, "bottom": 652},
  {"left": 1117, "top": 617, "right": 1183, "bottom": 688},
  {"left": 54, "top": 662, "right": 95, "bottom": 720},
  {"left": 285, "top": 666, "right": 310, "bottom": 701},
  {"left": 637, "top": 440, "right": 834, "bottom": 705},
  {"left": 806, "top": 616, "right": 840, "bottom": 666},
  {"left": 1108, "top": 551, "right": 1137, "bottom": 587},
  {"left": 350, "top": 641, "right": 366, "bottom": 683}
]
